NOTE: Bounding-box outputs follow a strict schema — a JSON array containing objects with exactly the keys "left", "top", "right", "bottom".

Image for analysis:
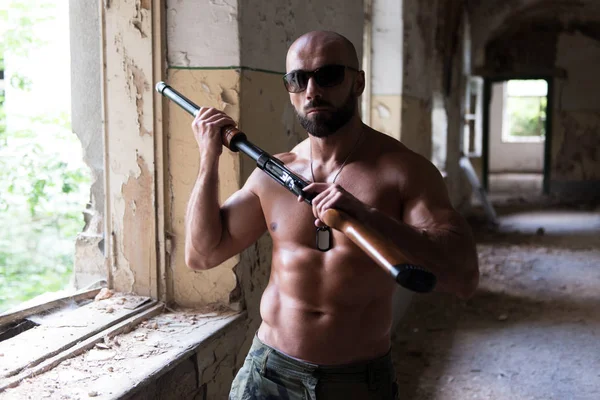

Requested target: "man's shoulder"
[
  {"left": 366, "top": 128, "right": 443, "bottom": 184},
  {"left": 366, "top": 129, "right": 416, "bottom": 166},
  {"left": 273, "top": 137, "right": 310, "bottom": 163}
]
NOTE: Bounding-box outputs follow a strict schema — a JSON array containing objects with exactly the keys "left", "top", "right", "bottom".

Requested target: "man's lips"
[{"left": 306, "top": 108, "right": 331, "bottom": 114}]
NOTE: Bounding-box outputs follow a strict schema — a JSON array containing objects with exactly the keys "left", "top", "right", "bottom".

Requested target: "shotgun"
[{"left": 156, "top": 82, "right": 436, "bottom": 293}]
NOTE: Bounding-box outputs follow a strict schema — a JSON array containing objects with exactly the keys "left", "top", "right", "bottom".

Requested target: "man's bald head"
[{"left": 286, "top": 31, "right": 359, "bottom": 71}]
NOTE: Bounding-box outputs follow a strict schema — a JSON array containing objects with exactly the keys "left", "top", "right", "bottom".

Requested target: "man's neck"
[{"left": 309, "top": 116, "right": 365, "bottom": 171}]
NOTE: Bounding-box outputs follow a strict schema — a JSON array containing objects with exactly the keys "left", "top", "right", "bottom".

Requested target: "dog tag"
[{"left": 316, "top": 226, "right": 332, "bottom": 252}]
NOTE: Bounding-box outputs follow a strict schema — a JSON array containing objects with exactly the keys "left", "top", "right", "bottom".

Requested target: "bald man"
[{"left": 186, "top": 31, "right": 479, "bottom": 399}]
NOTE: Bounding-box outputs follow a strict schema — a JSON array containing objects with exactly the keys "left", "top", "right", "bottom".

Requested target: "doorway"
[{"left": 482, "top": 78, "right": 553, "bottom": 199}]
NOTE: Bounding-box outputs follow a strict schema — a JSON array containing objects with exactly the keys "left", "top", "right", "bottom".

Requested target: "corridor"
[{"left": 392, "top": 200, "right": 600, "bottom": 399}]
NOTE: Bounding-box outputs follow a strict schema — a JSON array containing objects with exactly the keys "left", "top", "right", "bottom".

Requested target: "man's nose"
[{"left": 304, "top": 76, "right": 322, "bottom": 100}]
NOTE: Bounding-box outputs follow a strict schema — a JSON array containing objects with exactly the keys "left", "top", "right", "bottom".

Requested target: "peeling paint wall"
[
  {"left": 371, "top": 95, "right": 402, "bottom": 139},
  {"left": 69, "top": 0, "right": 106, "bottom": 289},
  {"left": 238, "top": 0, "right": 364, "bottom": 72},
  {"left": 103, "top": 0, "right": 158, "bottom": 296},
  {"left": 468, "top": 0, "right": 598, "bottom": 67},
  {"left": 166, "top": 0, "right": 239, "bottom": 67},
  {"left": 552, "top": 32, "right": 600, "bottom": 186},
  {"left": 484, "top": 28, "right": 559, "bottom": 76},
  {"left": 166, "top": 68, "right": 241, "bottom": 307},
  {"left": 398, "top": 0, "right": 433, "bottom": 158}
]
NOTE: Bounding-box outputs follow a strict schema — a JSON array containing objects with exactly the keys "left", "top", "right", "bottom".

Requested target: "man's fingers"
[
  {"left": 302, "top": 182, "right": 329, "bottom": 193},
  {"left": 319, "top": 191, "right": 342, "bottom": 216},
  {"left": 196, "top": 107, "right": 218, "bottom": 119},
  {"left": 195, "top": 112, "right": 234, "bottom": 127}
]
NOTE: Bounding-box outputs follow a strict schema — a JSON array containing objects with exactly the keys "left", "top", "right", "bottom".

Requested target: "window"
[
  {"left": 502, "top": 79, "right": 547, "bottom": 143},
  {"left": 0, "top": 0, "right": 92, "bottom": 313},
  {"left": 463, "top": 76, "right": 483, "bottom": 157}
]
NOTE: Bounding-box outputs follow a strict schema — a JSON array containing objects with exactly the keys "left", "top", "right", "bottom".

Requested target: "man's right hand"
[{"left": 192, "top": 107, "right": 237, "bottom": 160}]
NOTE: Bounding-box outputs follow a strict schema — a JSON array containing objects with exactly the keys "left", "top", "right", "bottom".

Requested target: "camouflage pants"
[{"left": 229, "top": 335, "right": 398, "bottom": 400}]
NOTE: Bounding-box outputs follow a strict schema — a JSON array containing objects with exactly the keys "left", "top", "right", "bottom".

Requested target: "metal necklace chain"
[{"left": 310, "top": 131, "right": 363, "bottom": 184}]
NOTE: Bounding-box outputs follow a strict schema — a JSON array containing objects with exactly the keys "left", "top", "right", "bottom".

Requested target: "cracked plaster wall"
[
  {"left": 167, "top": 69, "right": 241, "bottom": 308},
  {"left": 166, "top": 0, "right": 240, "bottom": 67},
  {"left": 552, "top": 32, "right": 600, "bottom": 188},
  {"left": 103, "top": 0, "right": 158, "bottom": 296},
  {"left": 238, "top": 0, "right": 363, "bottom": 72},
  {"left": 468, "top": 0, "right": 600, "bottom": 67},
  {"left": 70, "top": 0, "right": 106, "bottom": 289}
]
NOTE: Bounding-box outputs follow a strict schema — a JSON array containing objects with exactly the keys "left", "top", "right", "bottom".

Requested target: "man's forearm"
[
  {"left": 359, "top": 207, "right": 479, "bottom": 298},
  {"left": 185, "top": 156, "right": 223, "bottom": 264}
]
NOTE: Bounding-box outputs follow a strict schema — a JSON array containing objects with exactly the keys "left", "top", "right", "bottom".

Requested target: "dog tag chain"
[{"left": 310, "top": 132, "right": 363, "bottom": 252}]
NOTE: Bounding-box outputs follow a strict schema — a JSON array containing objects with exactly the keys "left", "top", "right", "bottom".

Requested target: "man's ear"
[{"left": 354, "top": 70, "right": 366, "bottom": 96}]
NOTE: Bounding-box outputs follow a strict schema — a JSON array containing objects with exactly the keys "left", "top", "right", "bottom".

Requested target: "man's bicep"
[
  {"left": 216, "top": 171, "right": 268, "bottom": 258},
  {"left": 401, "top": 160, "right": 457, "bottom": 230}
]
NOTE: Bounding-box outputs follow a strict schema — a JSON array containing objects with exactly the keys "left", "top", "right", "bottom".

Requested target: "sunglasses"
[{"left": 283, "top": 64, "right": 358, "bottom": 93}]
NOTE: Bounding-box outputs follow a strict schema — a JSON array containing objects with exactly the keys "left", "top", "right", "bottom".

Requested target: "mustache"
[{"left": 304, "top": 99, "right": 333, "bottom": 112}]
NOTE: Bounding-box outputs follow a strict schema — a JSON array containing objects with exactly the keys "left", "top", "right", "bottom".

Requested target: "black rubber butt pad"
[{"left": 395, "top": 264, "right": 437, "bottom": 293}]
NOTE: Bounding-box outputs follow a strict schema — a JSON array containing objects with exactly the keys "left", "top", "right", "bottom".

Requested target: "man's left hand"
[{"left": 300, "top": 183, "right": 367, "bottom": 227}]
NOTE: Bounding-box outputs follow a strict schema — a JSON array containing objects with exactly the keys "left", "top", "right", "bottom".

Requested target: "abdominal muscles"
[{"left": 258, "top": 241, "right": 396, "bottom": 365}]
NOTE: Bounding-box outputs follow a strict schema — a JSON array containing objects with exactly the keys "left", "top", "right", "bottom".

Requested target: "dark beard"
[{"left": 296, "top": 89, "right": 357, "bottom": 138}]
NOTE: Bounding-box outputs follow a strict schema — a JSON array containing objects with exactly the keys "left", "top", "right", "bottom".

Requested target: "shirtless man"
[{"left": 185, "top": 31, "right": 479, "bottom": 400}]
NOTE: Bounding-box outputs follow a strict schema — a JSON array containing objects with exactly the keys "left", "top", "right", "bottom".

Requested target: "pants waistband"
[{"left": 250, "top": 334, "right": 393, "bottom": 380}]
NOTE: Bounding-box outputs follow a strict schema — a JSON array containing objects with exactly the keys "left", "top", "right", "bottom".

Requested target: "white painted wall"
[
  {"left": 166, "top": 0, "right": 364, "bottom": 71},
  {"left": 166, "top": 0, "right": 240, "bottom": 68},
  {"left": 555, "top": 32, "right": 600, "bottom": 111},
  {"left": 239, "top": 0, "right": 364, "bottom": 73},
  {"left": 371, "top": 0, "right": 403, "bottom": 95},
  {"left": 489, "top": 82, "right": 544, "bottom": 173}
]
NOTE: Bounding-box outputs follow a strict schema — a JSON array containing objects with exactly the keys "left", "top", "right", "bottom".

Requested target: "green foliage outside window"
[
  {"left": 507, "top": 96, "right": 547, "bottom": 138},
  {"left": 0, "top": 0, "right": 91, "bottom": 313}
]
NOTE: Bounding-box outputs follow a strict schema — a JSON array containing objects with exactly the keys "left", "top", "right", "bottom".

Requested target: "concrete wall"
[
  {"left": 468, "top": 0, "right": 599, "bottom": 69},
  {"left": 489, "top": 82, "right": 544, "bottom": 173},
  {"left": 370, "top": 0, "right": 403, "bottom": 139},
  {"left": 444, "top": 9, "right": 472, "bottom": 211},
  {"left": 399, "top": 0, "right": 434, "bottom": 159},
  {"left": 69, "top": 0, "right": 105, "bottom": 289},
  {"left": 552, "top": 32, "right": 600, "bottom": 189},
  {"left": 102, "top": 0, "right": 163, "bottom": 299}
]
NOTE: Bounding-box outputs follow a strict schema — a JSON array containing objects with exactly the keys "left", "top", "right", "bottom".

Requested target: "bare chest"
[{"left": 259, "top": 165, "right": 401, "bottom": 247}]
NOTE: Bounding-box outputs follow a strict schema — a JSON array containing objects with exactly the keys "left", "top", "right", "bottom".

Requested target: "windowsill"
[
  {"left": 0, "top": 291, "right": 246, "bottom": 399},
  {"left": 501, "top": 136, "right": 545, "bottom": 144}
]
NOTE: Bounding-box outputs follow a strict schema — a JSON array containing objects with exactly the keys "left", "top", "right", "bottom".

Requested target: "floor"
[
  {"left": 479, "top": 173, "right": 545, "bottom": 206},
  {"left": 488, "top": 173, "right": 543, "bottom": 194},
  {"left": 393, "top": 173, "right": 600, "bottom": 400}
]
